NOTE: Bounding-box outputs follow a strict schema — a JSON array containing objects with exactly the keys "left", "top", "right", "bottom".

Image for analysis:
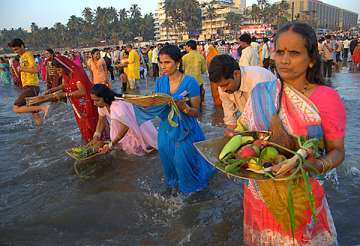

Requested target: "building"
[
  {"left": 288, "top": 0, "right": 358, "bottom": 30},
  {"left": 154, "top": 0, "right": 186, "bottom": 43},
  {"left": 154, "top": 0, "right": 246, "bottom": 42},
  {"left": 200, "top": 0, "right": 246, "bottom": 40}
]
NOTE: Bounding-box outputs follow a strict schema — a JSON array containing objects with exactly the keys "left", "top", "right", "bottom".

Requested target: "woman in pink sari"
[
  {"left": 238, "top": 22, "right": 346, "bottom": 245},
  {"left": 90, "top": 84, "right": 157, "bottom": 156}
]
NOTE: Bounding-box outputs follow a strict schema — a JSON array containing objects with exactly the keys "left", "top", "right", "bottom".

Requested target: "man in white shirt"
[
  {"left": 238, "top": 33, "right": 260, "bottom": 66},
  {"left": 208, "top": 54, "right": 276, "bottom": 131},
  {"left": 151, "top": 44, "right": 160, "bottom": 78},
  {"left": 343, "top": 37, "right": 350, "bottom": 60}
]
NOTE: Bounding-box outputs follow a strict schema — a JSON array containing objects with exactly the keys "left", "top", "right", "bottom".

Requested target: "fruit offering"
[{"left": 218, "top": 134, "right": 288, "bottom": 175}]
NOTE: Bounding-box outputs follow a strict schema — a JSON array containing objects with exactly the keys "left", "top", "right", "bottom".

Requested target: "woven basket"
[{"left": 119, "top": 93, "right": 173, "bottom": 107}]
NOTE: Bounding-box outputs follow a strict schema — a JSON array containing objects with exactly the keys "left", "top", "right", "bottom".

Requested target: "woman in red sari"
[
  {"left": 46, "top": 55, "right": 98, "bottom": 143},
  {"left": 238, "top": 22, "right": 345, "bottom": 245}
]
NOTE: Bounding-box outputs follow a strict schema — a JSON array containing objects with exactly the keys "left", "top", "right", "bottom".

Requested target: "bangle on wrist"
[
  {"left": 183, "top": 106, "right": 190, "bottom": 114},
  {"left": 108, "top": 141, "right": 113, "bottom": 149},
  {"left": 318, "top": 157, "right": 332, "bottom": 173}
]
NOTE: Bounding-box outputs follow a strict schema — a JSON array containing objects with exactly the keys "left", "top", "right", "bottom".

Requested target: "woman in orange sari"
[
  {"left": 239, "top": 22, "right": 345, "bottom": 245},
  {"left": 206, "top": 43, "right": 222, "bottom": 106}
]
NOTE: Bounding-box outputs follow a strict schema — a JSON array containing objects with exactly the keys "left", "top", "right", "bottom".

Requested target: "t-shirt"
[
  {"left": 87, "top": 58, "right": 108, "bottom": 84},
  {"left": 20, "top": 51, "right": 39, "bottom": 87}
]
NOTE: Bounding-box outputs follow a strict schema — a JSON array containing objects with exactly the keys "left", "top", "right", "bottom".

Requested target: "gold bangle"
[
  {"left": 183, "top": 106, "right": 190, "bottom": 114},
  {"left": 318, "top": 157, "right": 332, "bottom": 173}
]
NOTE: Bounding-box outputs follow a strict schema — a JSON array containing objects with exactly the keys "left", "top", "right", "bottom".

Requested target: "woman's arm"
[
  {"left": 99, "top": 119, "right": 129, "bottom": 153},
  {"left": 65, "top": 81, "right": 86, "bottom": 98},
  {"left": 176, "top": 96, "right": 201, "bottom": 117},
  {"left": 91, "top": 115, "right": 106, "bottom": 143},
  {"left": 305, "top": 138, "right": 345, "bottom": 173}
]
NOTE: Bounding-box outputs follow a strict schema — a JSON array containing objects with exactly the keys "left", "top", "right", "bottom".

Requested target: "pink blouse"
[{"left": 310, "top": 86, "right": 346, "bottom": 140}]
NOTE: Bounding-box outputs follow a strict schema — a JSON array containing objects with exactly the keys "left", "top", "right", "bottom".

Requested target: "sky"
[{"left": 0, "top": 0, "right": 359, "bottom": 30}]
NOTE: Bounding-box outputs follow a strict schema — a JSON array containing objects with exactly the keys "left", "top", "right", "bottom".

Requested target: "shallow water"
[{"left": 0, "top": 68, "right": 360, "bottom": 245}]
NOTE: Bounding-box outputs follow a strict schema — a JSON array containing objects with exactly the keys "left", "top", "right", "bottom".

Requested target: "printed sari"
[
  {"left": 239, "top": 79, "right": 338, "bottom": 246},
  {"left": 55, "top": 55, "right": 98, "bottom": 143}
]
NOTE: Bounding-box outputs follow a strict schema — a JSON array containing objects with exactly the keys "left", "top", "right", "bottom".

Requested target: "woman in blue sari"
[{"left": 136, "top": 45, "right": 215, "bottom": 196}]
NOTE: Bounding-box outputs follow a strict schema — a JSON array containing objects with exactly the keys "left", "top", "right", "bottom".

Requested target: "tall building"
[
  {"left": 288, "top": 0, "right": 358, "bottom": 30},
  {"left": 154, "top": 0, "right": 246, "bottom": 42},
  {"left": 154, "top": 0, "right": 180, "bottom": 42},
  {"left": 200, "top": 0, "right": 246, "bottom": 40}
]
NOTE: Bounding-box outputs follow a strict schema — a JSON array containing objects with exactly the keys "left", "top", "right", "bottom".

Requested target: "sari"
[
  {"left": 0, "top": 63, "right": 12, "bottom": 85},
  {"left": 55, "top": 55, "right": 98, "bottom": 143},
  {"left": 133, "top": 75, "right": 216, "bottom": 193},
  {"left": 98, "top": 100, "right": 157, "bottom": 156},
  {"left": 206, "top": 45, "right": 222, "bottom": 106},
  {"left": 239, "top": 79, "right": 340, "bottom": 245}
]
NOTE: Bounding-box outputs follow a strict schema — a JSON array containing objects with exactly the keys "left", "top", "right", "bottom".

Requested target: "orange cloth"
[{"left": 206, "top": 45, "right": 222, "bottom": 106}]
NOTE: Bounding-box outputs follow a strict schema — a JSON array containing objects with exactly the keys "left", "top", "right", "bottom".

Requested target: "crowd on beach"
[{"left": 1, "top": 21, "right": 354, "bottom": 245}]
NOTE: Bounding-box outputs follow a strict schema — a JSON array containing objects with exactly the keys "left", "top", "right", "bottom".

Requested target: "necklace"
[{"left": 300, "top": 83, "right": 313, "bottom": 95}]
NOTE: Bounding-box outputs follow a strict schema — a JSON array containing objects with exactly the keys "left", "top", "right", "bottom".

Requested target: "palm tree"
[
  {"left": 225, "top": 12, "right": 243, "bottom": 39},
  {"left": 67, "top": 15, "right": 84, "bottom": 47}
]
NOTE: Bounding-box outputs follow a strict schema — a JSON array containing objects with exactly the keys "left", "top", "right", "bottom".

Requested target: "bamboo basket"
[
  {"left": 25, "top": 90, "right": 63, "bottom": 106},
  {"left": 193, "top": 131, "right": 294, "bottom": 181},
  {"left": 119, "top": 93, "right": 174, "bottom": 107},
  {"left": 65, "top": 141, "right": 110, "bottom": 161}
]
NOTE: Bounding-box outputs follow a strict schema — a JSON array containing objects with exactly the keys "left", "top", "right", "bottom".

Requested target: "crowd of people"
[{"left": 1, "top": 21, "right": 351, "bottom": 245}]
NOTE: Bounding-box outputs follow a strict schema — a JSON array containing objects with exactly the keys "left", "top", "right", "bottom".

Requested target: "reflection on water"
[{"left": 1, "top": 70, "right": 360, "bottom": 245}]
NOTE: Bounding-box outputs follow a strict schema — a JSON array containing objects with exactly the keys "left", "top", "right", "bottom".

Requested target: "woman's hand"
[
  {"left": 224, "top": 128, "right": 236, "bottom": 138},
  {"left": 271, "top": 155, "right": 299, "bottom": 177},
  {"left": 97, "top": 143, "right": 112, "bottom": 154},
  {"left": 175, "top": 99, "right": 187, "bottom": 111}
]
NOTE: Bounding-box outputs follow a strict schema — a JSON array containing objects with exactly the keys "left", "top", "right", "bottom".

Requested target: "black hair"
[
  {"left": 46, "top": 48, "right": 55, "bottom": 55},
  {"left": 8, "top": 38, "right": 25, "bottom": 48},
  {"left": 91, "top": 48, "right": 100, "bottom": 55},
  {"left": 208, "top": 54, "right": 240, "bottom": 83},
  {"left": 91, "top": 84, "right": 122, "bottom": 105},
  {"left": 52, "top": 59, "right": 71, "bottom": 75},
  {"left": 275, "top": 21, "right": 324, "bottom": 85},
  {"left": 158, "top": 45, "right": 182, "bottom": 63},
  {"left": 185, "top": 40, "right": 197, "bottom": 50}
]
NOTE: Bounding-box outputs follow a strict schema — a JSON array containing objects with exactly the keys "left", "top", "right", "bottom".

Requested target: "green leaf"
[{"left": 301, "top": 168, "right": 317, "bottom": 225}]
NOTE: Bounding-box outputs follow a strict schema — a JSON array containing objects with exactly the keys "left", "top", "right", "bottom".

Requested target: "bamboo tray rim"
[{"left": 193, "top": 131, "right": 294, "bottom": 181}]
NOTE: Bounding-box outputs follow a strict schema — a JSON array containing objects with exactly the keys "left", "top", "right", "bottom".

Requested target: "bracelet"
[
  {"left": 318, "top": 157, "right": 332, "bottom": 173},
  {"left": 108, "top": 141, "right": 113, "bottom": 149},
  {"left": 183, "top": 106, "right": 190, "bottom": 114}
]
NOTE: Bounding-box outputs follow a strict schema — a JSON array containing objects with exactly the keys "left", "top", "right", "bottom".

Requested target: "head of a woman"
[
  {"left": 44, "top": 48, "right": 55, "bottom": 60},
  {"left": 52, "top": 59, "right": 71, "bottom": 77},
  {"left": 91, "top": 84, "right": 121, "bottom": 108},
  {"left": 158, "top": 45, "right": 182, "bottom": 76},
  {"left": 274, "top": 22, "right": 324, "bottom": 85}
]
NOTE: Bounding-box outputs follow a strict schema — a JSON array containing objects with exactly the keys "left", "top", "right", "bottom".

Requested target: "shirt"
[
  {"left": 219, "top": 66, "right": 276, "bottom": 126},
  {"left": 20, "top": 51, "right": 39, "bottom": 87},
  {"left": 182, "top": 50, "right": 207, "bottom": 85},
  {"left": 87, "top": 58, "right": 108, "bottom": 84},
  {"left": 239, "top": 46, "right": 260, "bottom": 67},
  {"left": 152, "top": 47, "right": 159, "bottom": 64},
  {"left": 343, "top": 39, "right": 350, "bottom": 49}
]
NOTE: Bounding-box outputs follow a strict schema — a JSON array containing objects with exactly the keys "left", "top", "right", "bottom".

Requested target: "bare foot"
[
  {"left": 42, "top": 105, "right": 50, "bottom": 119},
  {"left": 32, "top": 113, "right": 43, "bottom": 126}
]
